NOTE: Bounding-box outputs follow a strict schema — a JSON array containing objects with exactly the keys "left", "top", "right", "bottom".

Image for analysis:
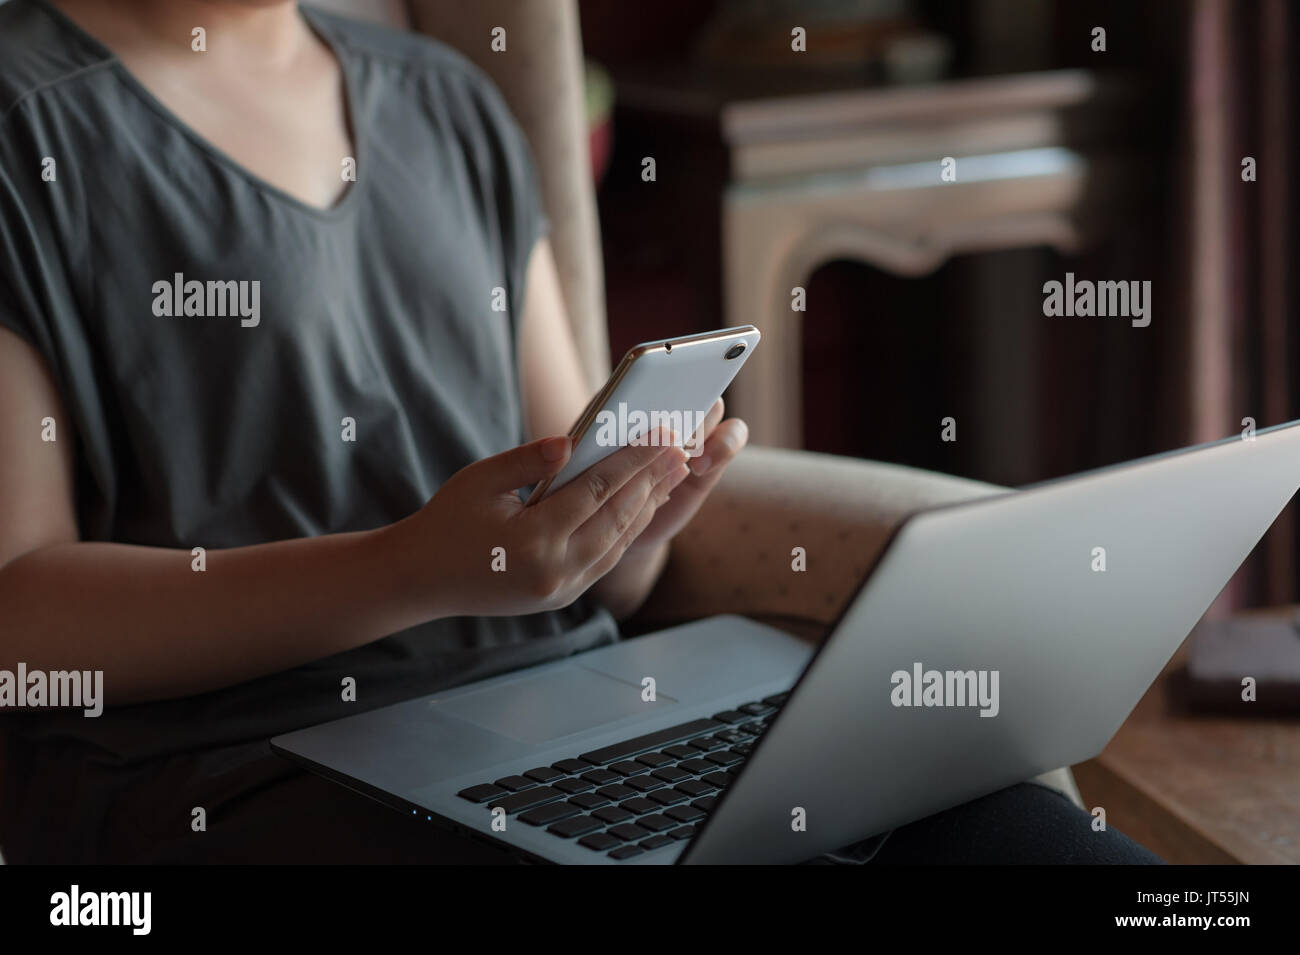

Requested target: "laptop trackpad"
[{"left": 431, "top": 666, "right": 677, "bottom": 745}]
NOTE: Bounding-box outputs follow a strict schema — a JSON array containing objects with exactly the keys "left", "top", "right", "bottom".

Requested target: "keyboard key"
[
  {"left": 665, "top": 804, "right": 706, "bottom": 823},
  {"left": 593, "top": 805, "right": 635, "bottom": 825},
  {"left": 608, "top": 823, "right": 652, "bottom": 842},
  {"left": 493, "top": 775, "right": 536, "bottom": 792},
  {"left": 700, "top": 772, "right": 732, "bottom": 789},
  {"left": 635, "top": 751, "right": 673, "bottom": 768},
  {"left": 711, "top": 710, "right": 748, "bottom": 724},
  {"left": 523, "top": 766, "right": 563, "bottom": 783},
  {"left": 688, "top": 736, "right": 727, "bottom": 752},
  {"left": 518, "top": 802, "right": 580, "bottom": 826},
  {"left": 491, "top": 786, "right": 565, "bottom": 814},
  {"left": 647, "top": 788, "right": 688, "bottom": 807},
  {"left": 676, "top": 779, "right": 715, "bottom": 797},
  {"left": 553, "top": 777, "right": 594, "bottom": 794},
  {"left": 609, "top": 761, "right": 651, "bottom": 777},
  {"left": 651, "top": 766, "right": 690, "bottom": 783},
  {"left": 625, "top": 775, "right": 665, "bottom": 793},
  {"left": 705, "top": 750, "right": 743, "bottom": 767},
  {"left": 715, "top": 729, "right": 748, "bottom": 745},
  {"left": 551, "top": 758, "right": 594, "bottom": 774},
  {"left": 663, "top": 745, "right": 697, "bottom": 760},
  {"left": 581, "top": 769, "right": 620, "bottom": 786},
  {"left": 637, "top": 813, "right": 676, "bottom": 833},
  {"left": 619, "top": 797, "right": 658, "bottom": 815},
  {"left": 677, "top": 758, "right": 715, "bottom": 775},
  {"left": 739, "top": 702, "right": 775, "bottom": 716},
  {"left": 734, "top": 724, "right": 763, "bottom": 737},
  {"left": 640, "top": 834, "right": 674, "bottom": 850},
  {"left": 692, "top": 796, "right": 718, "bottom": 813},
  {"left": 548, "top": 815, "right": 603, "bottom": 838},
  {"left": 732, "top": 742, "right": 753, "bottom": 756},
  {"left": 761, "top": 693, "right": 789, "bottom": 707},
  {"left": 668, "top": 825, "right": 696, "bottom": 840},
  {"left": 579, "top": 832, "right": 621, "bottom": 852},
  {"left": 457, "top": 783, "right": 507, "bottom": 804},
  {"left": 609, "top": 845, "right": 644, "bottom": 860},
  {"left": 568, "top": 793, "right": 609, "bottom": 810},
  {"left": 580, "top": 719, "right": 724, "bottom": 765},
  {"left": 596, "top": 784, "right": 636, "bottom": 802}
]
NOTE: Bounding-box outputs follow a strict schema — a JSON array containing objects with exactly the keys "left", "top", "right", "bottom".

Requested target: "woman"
[{"left": 0, "top": 0, "right": 1159, "bottom": 864}]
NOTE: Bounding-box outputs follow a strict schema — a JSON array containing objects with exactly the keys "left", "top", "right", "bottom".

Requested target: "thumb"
[{"left": 474, "top": 435, "right": 571, "bottom": 494}]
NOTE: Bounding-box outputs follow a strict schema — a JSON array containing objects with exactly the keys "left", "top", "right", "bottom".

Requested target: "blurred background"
[
  {"left": 576, "top": 0, "right": 1295, "bottom": 609},
  {"left": 9, "top": 0, "right": 1291, "bottom": 865},
  {"left": 186, "top": 0, "right": 1297, "bottom": 613}
]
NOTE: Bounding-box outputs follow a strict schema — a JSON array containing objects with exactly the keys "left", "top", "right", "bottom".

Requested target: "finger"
[
  {"left": 470, "top": 435, "right": 571, "bottom": 498},
  {"left": 689, "top": 417, "right": 748, "bottom": 478},
  {"left": 541, "top": 424, "right": 678, "bottom": 531},
  {"left": 684, "top": 398, "right": 725, "bottom": 457},
  {"left": 568, "top": 446, "right": 687, "bottom": 568},
  {"left": 581, "top": 461, "right": 686, "bottom": 585}
]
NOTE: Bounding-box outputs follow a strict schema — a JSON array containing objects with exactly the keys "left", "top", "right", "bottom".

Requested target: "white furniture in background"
[{"left": 720, "top": 69, "right": 1141, "bottom": 448}]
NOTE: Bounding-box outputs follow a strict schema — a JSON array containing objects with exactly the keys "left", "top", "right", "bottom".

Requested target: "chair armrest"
[{"left": 631, "top": 446, "right": 1003, "bottom": 636}]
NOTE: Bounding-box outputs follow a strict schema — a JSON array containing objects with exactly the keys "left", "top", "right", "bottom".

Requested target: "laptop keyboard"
[{"left": 455, "top": 692, "right": 789, "bottom": 860}]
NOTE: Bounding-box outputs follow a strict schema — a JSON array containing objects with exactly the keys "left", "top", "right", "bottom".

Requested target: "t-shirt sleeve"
[
  {"left": 448, "top": 63, "right": 551, "bottom": 342},
  {"left": 0, "top": 126, "right": 93, "bottom": 443},
  {"left": 0, "top": 267, "right": 34, "bottom": 347},
  {"left": 0, "top": 161, "right": 50, "bottom": 351}
]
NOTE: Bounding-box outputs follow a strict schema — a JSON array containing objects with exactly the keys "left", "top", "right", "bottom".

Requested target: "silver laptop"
[{"left": 272, "top": 421, "right": 1300, "bottom": 864}]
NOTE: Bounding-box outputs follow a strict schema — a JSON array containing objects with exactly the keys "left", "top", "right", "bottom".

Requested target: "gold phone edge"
[{"left": 523, "top": 325, "right": 757, "bottom": 505}]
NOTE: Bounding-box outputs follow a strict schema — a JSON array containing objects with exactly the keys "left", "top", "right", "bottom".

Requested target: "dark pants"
[
  {"left": 77, "top": 756, "right": 1160, "bottom": 865},
  {"left": 817, "top": 782, "right": 1163, "bottom": 865}
]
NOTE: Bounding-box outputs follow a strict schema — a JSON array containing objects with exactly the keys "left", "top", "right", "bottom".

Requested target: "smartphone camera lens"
[{"left": 725, "top": 343, "right": 746, "bottom": 360}]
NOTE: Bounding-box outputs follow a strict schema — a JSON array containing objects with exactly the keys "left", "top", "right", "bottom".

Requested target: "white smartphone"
[{"left": 526, "top": 325, "right": 761, "bottom": 504}]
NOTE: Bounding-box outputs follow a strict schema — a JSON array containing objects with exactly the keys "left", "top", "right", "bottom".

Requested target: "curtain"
[{"left": 1190, "top": 0, "right": 1295, "bottom": 607}]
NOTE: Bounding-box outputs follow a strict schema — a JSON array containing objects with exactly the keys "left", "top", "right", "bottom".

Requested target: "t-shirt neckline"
[{"left": 32, "top": 0, "right": 367, "bottom": 222}]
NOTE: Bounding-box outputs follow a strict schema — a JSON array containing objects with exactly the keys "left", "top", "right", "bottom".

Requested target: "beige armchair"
[{"left": 326, "top": 0, "right": 1084, "bottom": 811}]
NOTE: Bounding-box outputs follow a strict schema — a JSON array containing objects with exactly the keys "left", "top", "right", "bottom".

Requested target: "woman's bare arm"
[
  {"left": 0, "top": 327, "right": 441, "bottom": 701},
  {"left": 0, "top": 292, "right": 681, "bottom": 705}
]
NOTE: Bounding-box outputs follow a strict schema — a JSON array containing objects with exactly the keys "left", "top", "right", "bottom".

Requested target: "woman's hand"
[
  {"left": 627, "top": 398, "right": 749, "bottom": 556},
  {"left": 384, "top": 429, "right": 690, "bottom": 619},
  {"left": 581, "top": 399, "right": 748, "bottom": 619}
]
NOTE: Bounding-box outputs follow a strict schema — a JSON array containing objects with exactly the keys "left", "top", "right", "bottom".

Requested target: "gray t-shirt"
[{"left": 0, "top": 0, "right": 617, "bottom": 846}]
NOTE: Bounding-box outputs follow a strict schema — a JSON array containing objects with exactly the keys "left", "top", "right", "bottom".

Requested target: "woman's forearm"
[
  {"left": 0, "top": 435, "right": 688, "bottom": 707},
  {"left": 0, "top": 522, "right": 428, "bottom": 706}
]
